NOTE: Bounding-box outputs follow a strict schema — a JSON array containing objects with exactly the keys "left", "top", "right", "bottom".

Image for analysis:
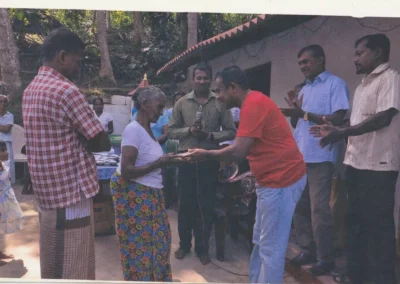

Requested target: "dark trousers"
[
  {"left": 177, "top": 160, "right": 220, "bottom": 255},
  {"left": 293, "top": 162, "right": 335, "bottom": 263},
  {"left": 163, "top": 166, "right": 178, "bottom": 208},
  {"left": 345, "top": 166, "right": 398, "bottom": 284}
]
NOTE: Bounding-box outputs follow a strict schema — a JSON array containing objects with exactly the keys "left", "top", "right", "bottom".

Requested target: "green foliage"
[
  {"left": 10, "top": 9, "right": 251, "bottom": 91},
  {"left": 110, "top": 11, "right": 134, "bottom": 30}
]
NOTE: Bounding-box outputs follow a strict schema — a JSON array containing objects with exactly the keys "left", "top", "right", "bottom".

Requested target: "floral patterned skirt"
[{"left": 110, "top": 172, "right": 172, "bottom": 282}]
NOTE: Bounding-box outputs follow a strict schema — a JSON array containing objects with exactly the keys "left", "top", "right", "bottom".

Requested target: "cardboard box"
[{"left": 93, "top": 196, "right": 116, "bottom": 236}]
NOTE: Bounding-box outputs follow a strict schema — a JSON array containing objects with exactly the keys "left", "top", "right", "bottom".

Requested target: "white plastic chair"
[{"left": 11, "top": 124, "right": 27, "bottom": 163}]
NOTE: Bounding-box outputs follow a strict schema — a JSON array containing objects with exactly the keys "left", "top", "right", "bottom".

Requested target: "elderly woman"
[
  {"left": 110, "top": 86, "right": 184, "bottom": 282},
  {"left": 0, "top": 95, "right": 14, "bottom": 184},
  {"left": 93, "top": 97, "right": 114, "bottom": 135}
]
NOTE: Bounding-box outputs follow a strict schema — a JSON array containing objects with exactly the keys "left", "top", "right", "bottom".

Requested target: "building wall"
[
  {"left": 184, "top": 15, "right": 400, "bottom": 239},
  {"left": 195, "top": 16, "right": 400, "bottom": 108}
]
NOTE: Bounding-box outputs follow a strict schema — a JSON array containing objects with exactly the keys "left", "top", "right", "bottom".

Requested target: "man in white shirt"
[
  {"left": 311, "top": 33, "right": 400, "bottom": 284},
  {"left": 220, "top": 107, "right": 240, "bottom": 147},
  {"left": 93, "top": 97, "right": 114, "bottom": 134}
]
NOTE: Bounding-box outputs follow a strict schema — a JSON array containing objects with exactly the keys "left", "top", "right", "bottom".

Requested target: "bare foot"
[{"left": 0, "top": 252, "right": 14, "bottom": 260}]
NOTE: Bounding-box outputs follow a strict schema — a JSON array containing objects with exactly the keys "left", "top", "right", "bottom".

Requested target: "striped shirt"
[{"left": 344, "top": 63, "right": 400, "bottom": 171}]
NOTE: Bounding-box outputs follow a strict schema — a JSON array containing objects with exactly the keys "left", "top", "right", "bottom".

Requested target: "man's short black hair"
[
  {"left": 173, "top": 91, "right": 185, "bottom": 100},
  {"left": 193, "top": 62, "right": 213, "bottom": 79},
  {"left": 215, "top": 66, "right": 249, "bottom": 90},
  {"left": 297, "top": 44, "right": 326, "bottom": 64},
  {"left": 42, "top": 27, "right": 85, "bottom": 62},
  {"left": 93, "top": 97, "right": 104, "bottom": 105},
  {"left": 355, "top": 33, "right": 390, "bottom": 62}
]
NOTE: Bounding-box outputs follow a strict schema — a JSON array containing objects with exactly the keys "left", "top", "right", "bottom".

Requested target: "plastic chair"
[{"left": 11, "top": 124, "right": 27, "bottom": 163}]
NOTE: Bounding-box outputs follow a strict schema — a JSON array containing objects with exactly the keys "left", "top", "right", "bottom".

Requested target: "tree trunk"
[
  {"left": 91, "top": 11, "right": 97, "bottom": 35},
  {"left": 0, "top": 8, "right": 22, "bottom": 96},
  {"left": 96, "top": 10, "right": 116, "bottom": 85},
  {"left": 187, "top": 13, "right": 198, "bottom": 49},
  {"left": 178, "top": 13, "right": 188, "bottom": 49},
  {"left": 217, "top": 14, "right": 224, "bottom": 33},
  {"left": 106, "top": 11, "right": 111, "bottom": 30},
  {"left": 133, "top": 12, "right": 146, "bottom": 46}
]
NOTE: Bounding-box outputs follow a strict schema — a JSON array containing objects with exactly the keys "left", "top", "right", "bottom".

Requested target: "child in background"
[{"left": 0, "top": 140, "right": 23, "bottom": 265}]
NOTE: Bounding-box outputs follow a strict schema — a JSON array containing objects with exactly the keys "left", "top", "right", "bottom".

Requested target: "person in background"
[
  {"left": 187, "top": 66, "right": 307, "bottom": 283},
  {"left": 131, "top": 105, "right": 138, "bottom": 118},
  {"left": 110, "top": 86, "right": 185, "bottom": 281},
  {"left": 0, "top": 95, "right": 14, "bottom": 184},
  {"left": 93, "top": 97, "right": 114, "bottom": 135},
  {"left": 311, "top": 33, "right": 400, "bottom": 284},
  {"left": 164, "top": 91, "right": 185, "bottom": 209},
  {"left": 0, "top": 140, "right": 23, "bottom": 266},
  {"left": 281, "top": 44, "right": 350, "bottom": 276},
  {"left": 163, "top": 96, "right": 174, "bottom": 118},
  {"left": 168, "top": 62, "right": 236, "bottom": 265},
  {"left": 220, "top": 107, "right": 240, "bottom": 148},
  {"left": 22, "top": 28, "right": 110, "bottom": 280},
  {"left": 174, "top": 91, "right": 184, "bottom": 105}
]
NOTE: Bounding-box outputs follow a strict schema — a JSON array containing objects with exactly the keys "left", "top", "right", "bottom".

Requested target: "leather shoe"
[
  {"left": 198, "top": 253, "right": 211, "bottom": 265},
  {"left": 290, "top": 252, "right": 316, "bottom": 267},
  {"left": 174, "top": 248, "right": 189, "bottom": 260},
  {"left": 307, "top": 261, "right": 335, "bottom": 276}
]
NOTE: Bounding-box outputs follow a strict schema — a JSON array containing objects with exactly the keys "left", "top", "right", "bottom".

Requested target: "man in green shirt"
[{"left": 168, "top": 62, "right": 236, "bottom": 265}]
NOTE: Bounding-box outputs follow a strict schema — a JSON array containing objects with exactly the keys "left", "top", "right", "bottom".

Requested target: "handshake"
[{"left": 157, "top": 149, "right": 211, "bottom": 167}]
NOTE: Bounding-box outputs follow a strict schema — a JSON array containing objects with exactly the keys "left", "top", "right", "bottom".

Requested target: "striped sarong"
[{"left": 38, "top": 194, "right": 95, "bottom": 280}]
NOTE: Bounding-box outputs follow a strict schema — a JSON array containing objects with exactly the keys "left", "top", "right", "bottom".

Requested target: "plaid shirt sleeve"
[{"left": 61, "top": 88, "right": 104, "bottom": 140}]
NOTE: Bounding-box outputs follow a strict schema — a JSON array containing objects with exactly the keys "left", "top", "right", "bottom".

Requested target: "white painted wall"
[{"left": 184, "top": 15, "right": 400, "bottom": 241}]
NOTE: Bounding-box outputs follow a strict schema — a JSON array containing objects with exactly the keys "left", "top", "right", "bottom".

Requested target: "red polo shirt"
[{"left": 237, "top": 91, "right": 306, "bottom": 188}]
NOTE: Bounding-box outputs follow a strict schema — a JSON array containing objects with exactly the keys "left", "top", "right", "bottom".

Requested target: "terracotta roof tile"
[{"left": 156, "top": 14, "right": 270, "bottom": 75}]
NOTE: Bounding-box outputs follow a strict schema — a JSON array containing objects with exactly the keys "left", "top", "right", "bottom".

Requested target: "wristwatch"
[{"left": 303, "top": 111, "right": 309, "bottom": 121}]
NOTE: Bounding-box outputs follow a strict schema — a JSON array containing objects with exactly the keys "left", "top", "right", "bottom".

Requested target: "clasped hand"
[{"left": 189, "top": 121, "right": 208, "bottom": 140}]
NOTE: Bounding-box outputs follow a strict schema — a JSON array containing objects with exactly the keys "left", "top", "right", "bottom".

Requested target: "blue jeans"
[{"left": 249, "top": 174, "right": 307, "bottom": 283}]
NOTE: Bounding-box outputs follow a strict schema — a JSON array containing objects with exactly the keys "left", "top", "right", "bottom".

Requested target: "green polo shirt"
[{"left": 168, "top": 90, "right": 236, "bottom": 151}]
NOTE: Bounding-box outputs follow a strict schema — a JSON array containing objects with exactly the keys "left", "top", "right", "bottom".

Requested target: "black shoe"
[
  {"left": 307, "top": 261, "right": 335, "bottom": 276},
  {"left": 198, "top": 253, "right": 211, "bottom": 265},
  {"left": 174, "top": 248, "right": 190, "bottom": 260},
  {"left": 290, "top": 252, "right": 316, "bottom": 267}
]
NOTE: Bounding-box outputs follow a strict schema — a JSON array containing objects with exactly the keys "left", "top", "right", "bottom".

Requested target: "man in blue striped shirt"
[{"left": 281, "top": 44, "right": 350, "bottom": 276}]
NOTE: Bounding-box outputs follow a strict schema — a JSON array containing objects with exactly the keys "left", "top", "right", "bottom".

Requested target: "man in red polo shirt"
[{"left": 188, "top": 66, "right": 307, "bottom": 283}]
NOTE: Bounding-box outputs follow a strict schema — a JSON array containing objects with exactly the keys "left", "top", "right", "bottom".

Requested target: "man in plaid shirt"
[{"left": 22, "top": 28, "right": 110, "bottom": 280}]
